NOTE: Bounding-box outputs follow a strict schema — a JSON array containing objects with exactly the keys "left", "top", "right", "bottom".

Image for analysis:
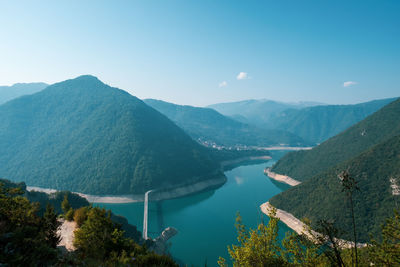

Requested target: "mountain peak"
[
  {"left": 48, "top": 75, "right": 109, "bottom": 94},
  {"left": 74, "top": 74, "right": 100, "bottom": 81}
]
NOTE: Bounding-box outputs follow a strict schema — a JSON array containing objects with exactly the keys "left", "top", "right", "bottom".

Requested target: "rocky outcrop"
[
  {"left": 264, "top": 168, "right": 301, "bottom": 186},
  {"left": 260, "top": 202, "right": 367, "bottom": 249}
]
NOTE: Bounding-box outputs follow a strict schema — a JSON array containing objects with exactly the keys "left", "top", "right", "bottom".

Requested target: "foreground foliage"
[
  {"left": 0, "top": 184, "right": 60, "bottom": 265},
  {"left": 0, "top": 182, "right": 177, "bottom": 266},
  {"left": 219, "top": 208, "right": 400, "bottom": 266}
]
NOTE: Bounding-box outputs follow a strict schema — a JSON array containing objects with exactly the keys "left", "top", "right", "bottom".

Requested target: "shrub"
[
  {"left": 65, "top": 208, "right": 74, "bottom": 221},
  {"left": 74, "top": 206, "right": 89, "bottom": 227}
]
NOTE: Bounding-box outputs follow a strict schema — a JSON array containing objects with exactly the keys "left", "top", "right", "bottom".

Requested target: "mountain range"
[
  {"left": 209, "top": 98, "right": 396, "bottom": 145},
  {"left": 208, "top": 99, "right": 321, "bottom": 127},
  {"left": 144, "top": 99, "right": 307, "bottom": 147},
  {"left": 0, "top": 75, "right": 221, "bottom": 195},
  {"left": 0, "top": 82, "right": 48, "bottom": 105}
]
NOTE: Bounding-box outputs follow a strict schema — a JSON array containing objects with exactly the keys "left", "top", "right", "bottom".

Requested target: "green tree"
[
  {"left": 73, "top": 206, "right": 89, "bottom": 227},
  {"left": 73, "top": 206, "right": 178, "bottom": 266},
  {"left": 368, "top": 209, "right": 400, "bottom": 266},
  {"left": 65, "top": 208, "right": 74, "bottom": 221},
  {"left": 61, "top": 193, "right": 71, "bottom": 214},
  {"left": 42, "top": 203, "right": 61, "bottom": 248},
  {"left": 281, "top": 230, "right": 326, "bottom": 266},
  {"left": 0, "top": 183, "right": 59, "bottom": 265},
  {"left": 218, "top": 209, "right": 286, "bottom": 266}
]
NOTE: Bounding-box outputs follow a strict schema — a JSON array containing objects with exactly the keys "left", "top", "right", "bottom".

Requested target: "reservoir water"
[{"left": 97, "top": 154, "right": 292, "bottom": 266}]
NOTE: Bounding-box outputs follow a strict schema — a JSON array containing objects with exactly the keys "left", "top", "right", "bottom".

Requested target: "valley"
[{"left": 2, "top": 2, "right": 399, "bottom": 265}]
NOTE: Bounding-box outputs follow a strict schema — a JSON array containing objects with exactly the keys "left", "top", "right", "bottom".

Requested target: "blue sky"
[{"left": 0, "top": 0, "right": 399, "bottom": 106}]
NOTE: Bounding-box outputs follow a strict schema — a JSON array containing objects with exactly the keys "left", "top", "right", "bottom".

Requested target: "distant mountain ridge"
[
  {"left": 209, "top": 98, "right": 397, "bottom": 144},
  {"left": 207, "top": 99, "right": 322, "bottom": 128},
  {"left": 0, "top": 75, "right": 221, "bottom": 195},
  {"left": 271, "top": 97, "right": 400, "bottom": 182},
  {"left": 144, "top": 99, "right": 307, "bottom": 147},
  {"left": 268, "top": 98, "right": 397, "bottom": 144},
  {"left": 0, "top": 82, "right": 48, "bottom": 104}
]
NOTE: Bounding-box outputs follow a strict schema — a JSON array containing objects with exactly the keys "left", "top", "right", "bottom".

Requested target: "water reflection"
[{"left": 269, "top": 178, "right": 292, "bottom": 191}]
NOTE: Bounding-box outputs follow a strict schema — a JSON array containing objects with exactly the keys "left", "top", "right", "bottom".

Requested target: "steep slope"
[
  {"left": 270, "top": 134, "right": 400, "bottom": 242},
  {"left": 0, "top": 82, "right": 48, "bottom": 104},
  {"left": 271, "top": 98, "right": 400, "bottom": 182},
  {"left": 0, "top": 75, "right": 219, "bottom": 195},
  {"left": 208, "top": 99, "right": 321, "bottom": 127},
  {"left": 144, "top": 99, "right": 307, "bottom": 147},
  {"left": 269, "top": 98, "right": 397, "bottom": 144}
]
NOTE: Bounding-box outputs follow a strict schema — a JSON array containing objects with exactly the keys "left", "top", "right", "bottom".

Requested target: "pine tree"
[
  {"left": 42, "top": 203, "right": 61, "bottom": 248},
  {"left": 369, "top": 210, "right": 400, "bottom": 266},
  {"left": 61, "top": 193, "right": 71, "bottom": 214}
]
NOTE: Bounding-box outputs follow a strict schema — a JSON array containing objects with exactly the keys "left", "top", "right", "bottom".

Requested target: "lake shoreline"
[
  {"left": 260, "top": 202, "right": 367, "bottom": 248},
  {"left": 27, "top": 174, "right": 227, "bottom": 204},
  {"left": 264, "top": 168, "right": 301, "bottom": 186},
  {"left": 27, "top": 156, "right": 275, "bottom": 204}
]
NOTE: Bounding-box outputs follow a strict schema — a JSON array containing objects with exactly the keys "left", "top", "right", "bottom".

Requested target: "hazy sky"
[{"left": 1, "top": 0, "right": 399, "bottom": 106}]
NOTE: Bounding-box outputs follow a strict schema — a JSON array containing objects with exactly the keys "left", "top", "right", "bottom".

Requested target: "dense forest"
[
  {"left": 270, "top": 134, "right": 400, "bottom": 242},
  {"left": 145, "top": 99, "right": 306, "bottom": 147},
  {"left": 0, "top": 75, "right": 221, "bottom": 195},
  {"left": 271, "top": 97, "right": 400, "bottom": 182}
]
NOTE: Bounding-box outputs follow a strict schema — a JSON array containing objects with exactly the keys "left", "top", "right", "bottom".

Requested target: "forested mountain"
[
  {"left": 268, "top": 98, "right": 397, "bottom": 144},
  {"left": 144, "top": 99, "right": 307, "bottom": 147},
  {"left": 0, "top": 75, "right": 220, "bottom": 195},
  {"left": 271, "top": 98, "right": 400, "bottom": 182},
  {"left": 208, "top": 99, "right": 320, "bottom": 127},
  {"left": 0, "top": 82, "right": 48, "bottom": 104},
  {"left": 209, "top": 98, "right": 396, "bottom": 145},
  {"left": 270, "top": 134, "right": 400, "bottom": 242}
]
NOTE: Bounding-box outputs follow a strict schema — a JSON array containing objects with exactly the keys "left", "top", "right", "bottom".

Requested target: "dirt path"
[{"left": 57, "top": 219, "right": 77, "bottom": 251}]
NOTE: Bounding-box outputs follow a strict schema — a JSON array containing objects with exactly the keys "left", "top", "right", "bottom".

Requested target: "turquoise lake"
[{"left": 97, "top": 153, "right": 292, "bottom": 266}]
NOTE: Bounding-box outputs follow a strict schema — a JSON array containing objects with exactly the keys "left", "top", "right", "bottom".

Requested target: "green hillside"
[
  {"left": 271, "top": 98, "right": 400, "bottom": 181},
  {"left": 0, "top": 82, "right": 48, "bottom": 104},
  {"left": 0, "top": 75, "right": 220, "bottom": 195},
  {"left": 269, "top": 98, "right": 397, "bottom": 144},
  {"left": 144, "top": 99, "right": 307, "bottom": 147},
  {"left": 270, "top": 134, "right": 400, "bottom": 242}
]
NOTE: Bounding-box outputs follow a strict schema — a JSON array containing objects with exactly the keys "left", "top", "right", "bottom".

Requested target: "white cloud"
[
  {"left": 343, "top": 81, "right": 358, "bottom": 87},
  {"left": 219, "top": 81, "right": 228, "bottom": 87},
  {"left": 236, "top": 72, "right": 248, "bottom": 80}
]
